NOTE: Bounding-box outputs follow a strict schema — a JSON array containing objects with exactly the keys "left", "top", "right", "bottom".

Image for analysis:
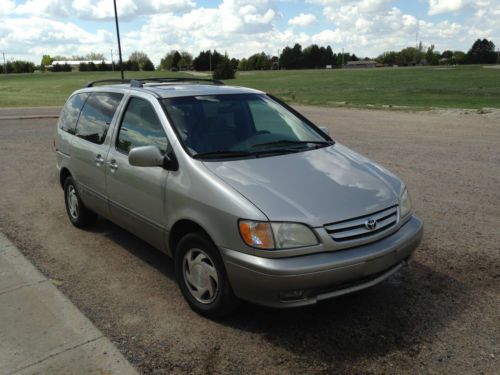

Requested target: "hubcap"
[
  {"left": 182, "top": 248, "right": 219, "bottom": 304},
  {"left": 67, "top": 185, "right": 79, "bottom": 219}
]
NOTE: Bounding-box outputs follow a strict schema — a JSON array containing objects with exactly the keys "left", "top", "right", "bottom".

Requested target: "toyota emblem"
[{"left": 365, "top": 219, "right": 377, "bottom": 230}]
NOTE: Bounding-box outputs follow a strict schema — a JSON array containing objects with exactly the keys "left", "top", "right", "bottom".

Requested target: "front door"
[{"left": 105, "top": 96, "right": 170, "bottom": 250}]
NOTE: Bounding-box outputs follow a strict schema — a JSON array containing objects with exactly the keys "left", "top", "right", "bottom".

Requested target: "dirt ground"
[{"left": 0, "top": 106, "right": 498, "bottom": 374}]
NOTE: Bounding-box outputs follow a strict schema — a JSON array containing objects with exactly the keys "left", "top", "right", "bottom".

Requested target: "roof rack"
[
  {"left": 85, "top": 77, "right": 224, "bottom": 88},
  {"left": 85, "top": 79, "right": 130, "bottom": 88}
]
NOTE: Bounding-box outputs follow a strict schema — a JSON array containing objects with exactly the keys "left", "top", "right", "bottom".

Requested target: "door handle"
[
  {"left": 108, "top": 159, "right": 118, "bottom": 172},
  {"left": 95, "top": 154, "right": 105, "bottom": 166}
]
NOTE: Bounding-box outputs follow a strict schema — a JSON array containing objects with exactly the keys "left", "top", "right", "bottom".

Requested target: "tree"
[
  {"left": 128, "top": 51, "right": 153, "bottom": 70},
  {"left": 79, "top": 62, "right": 88, "bottom": 72},
  {"left": 325, "top": 46, "right": 334, "bottom": 66},
  {"left": 468, "top": 38, "right": 496, "bottom": 64},
  {"left": 425, "top": 45, "right": 439, "bottom": 65},
  {"left": 86, "top": 52, "right": 106, "bottom": 60},
  {"left": 8, "top": 60, "right": 35, "bottom": 73},
  {"left": 238, "top": 58, "right": 249, "bottom": 71},
  {"left": 40, "top": 55, "right": 53, "bottom": 72},
  {"left": 179, "top": 52, "right": 193, "bottom": 69},
  {"left": 142, "top": 58, "right": 155, "bottom": 71},
  {"left": 279, "top": 46, "right": 293, "bottom": 69},
  {"left": 279, "top": 43, "right": 303, "bottom": 69},
  {"left": 171, "top": 51, "right": 181, "bottom": 69},
  {"left": 98, "top": 61, "right": 108, "bottom": 71},
  {"left": 245, "top": 52, "right": 271, "bottom": 70},
  {"left": 160, "top": 51, "right": 176, "bottom": 70},
  {"left": 377, "top": 51, "right": 399, "bottom": 66},
  {"left": 193, "top": 50, "right": 222, "bottom": 71},
  {"left": 453, "top": 51, "right": 466, "bottom": 64},
  {"left": 62, "top": 63, "right": 72, "bottom": 72},
  {"left": 213, "top": 55, "right": 235, "bottom": 79},
  {"left": 230, "top": 58, "right": 239, "bottom": 70}
]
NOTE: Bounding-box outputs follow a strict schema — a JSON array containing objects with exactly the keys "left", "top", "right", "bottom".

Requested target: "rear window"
[
  {"left": 59, "top": 93, "right": 88, "bottom": 134},
  {"left": 75, "top": 92, "right": 123, "bottom": 145}
]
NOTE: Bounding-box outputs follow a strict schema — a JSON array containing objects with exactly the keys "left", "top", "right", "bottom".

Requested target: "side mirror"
[
  {"left": 129, "top": 146, "right": 164, "bottom": 167},
  {"left": 319, "top": 126, "right": 331, "bottom": 136}
]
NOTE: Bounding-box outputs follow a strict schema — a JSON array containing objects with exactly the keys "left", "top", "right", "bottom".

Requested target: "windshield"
[{"left": 161, "top": 94, "right": 332, "bottom": 160}]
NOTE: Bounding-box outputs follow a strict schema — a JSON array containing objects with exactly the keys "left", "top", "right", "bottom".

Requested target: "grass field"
[{"left": 0, "top": 65, "right": 499, "bottom": 109}]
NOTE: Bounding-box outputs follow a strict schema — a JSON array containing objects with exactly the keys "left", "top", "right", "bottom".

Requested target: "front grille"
[{"left": 324, "top": 205, "right": 398, "bottom": 242}]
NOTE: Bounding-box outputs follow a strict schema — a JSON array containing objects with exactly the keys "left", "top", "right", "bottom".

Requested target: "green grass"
[
  {"left": 1, "top": 65, "right": 499, "bottom": 109},
  {"left": 0, "top": 71, "right": 193, "bottom": 108}
]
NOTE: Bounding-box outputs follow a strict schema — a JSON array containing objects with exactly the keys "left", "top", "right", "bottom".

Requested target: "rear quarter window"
[
  {"left": 75, "top": 92, "right": 123, "bottom": 145},
  {"left": 59, "top": 93, "right": 88, "bottom": 134}
]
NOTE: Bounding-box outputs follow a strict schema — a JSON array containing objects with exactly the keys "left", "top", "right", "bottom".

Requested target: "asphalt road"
[{"left": 0, "top": 107, "right": 498, "bottom": 374}]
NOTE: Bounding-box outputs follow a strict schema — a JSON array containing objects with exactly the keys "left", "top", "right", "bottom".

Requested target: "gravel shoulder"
[{"left": 0, "top": 107, "right": 498, "bottom": 374}]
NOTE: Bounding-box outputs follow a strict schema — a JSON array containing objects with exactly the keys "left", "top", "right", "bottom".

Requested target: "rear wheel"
[
  {"left": 175, "top": 232, "right": 238, "bottom": 317},
  {"left": 63, "top": 176, "right": 97, "bottom": 228}
]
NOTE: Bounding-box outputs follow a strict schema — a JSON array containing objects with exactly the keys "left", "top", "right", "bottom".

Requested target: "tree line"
[
  {"left": 0, "top": 60, "right": 35, "bottom": 73},
  {"left": 377, "top": 39, "right": 498, "bottom": 66},
  {"left": 2, "top": 38, "right": 496, "bottom": 75}
]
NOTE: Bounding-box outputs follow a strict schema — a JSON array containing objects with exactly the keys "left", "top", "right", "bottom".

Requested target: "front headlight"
[
  {"left": 400, "top": 188, "right": 412, "bottom": 218},
  {"left": 239, "top": 220, "right": 318, "bottom": 249}
]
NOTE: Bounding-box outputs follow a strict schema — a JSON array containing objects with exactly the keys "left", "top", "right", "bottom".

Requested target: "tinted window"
[
  {"left": 162, "top": 94, "right": 326, "bottom": 156},
  {"left": 116, "top": 98, "right": 169, "bottom": 155},
  {"left": 75, "top": 92, "right": 123, "bottom": 145},
  {"left": 59, "top": 93, "right": 88, "bottom": 134}
]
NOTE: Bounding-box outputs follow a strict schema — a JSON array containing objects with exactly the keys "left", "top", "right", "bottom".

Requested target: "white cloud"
[
  {"left": 0, "top": 0, "right": 16, "bottom": 17},
  {"left": 14, "top": 0, "right": 195, "bottom": 20},
  {"left": 288, "top": 13, "right": 316, "bottom": 27},
  {"left": 428, "top": 0, "right": 468, "bottom": 15},
  {"left": 0, "top": 16, "right": 113, "bottom": 60},
  {"left": 120, "top": 0, "right": 282, "bottom": 62}
]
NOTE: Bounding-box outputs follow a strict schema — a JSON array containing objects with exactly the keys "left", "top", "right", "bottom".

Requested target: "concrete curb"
[
  {"left": 0, "top": 233, "right": 138, "bottom": 375},
  {"left": 0, "top": 115, "right": 59, "bottom": 121}
]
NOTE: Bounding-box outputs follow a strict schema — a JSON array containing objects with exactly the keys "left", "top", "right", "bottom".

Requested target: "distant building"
[{"left": 345, "top": 60, "right": 377, "bottom": 69}]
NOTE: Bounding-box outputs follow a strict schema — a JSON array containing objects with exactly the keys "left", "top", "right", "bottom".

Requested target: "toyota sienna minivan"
[{"left": 55, "top": 78, "right": 423, "bottom": 316}]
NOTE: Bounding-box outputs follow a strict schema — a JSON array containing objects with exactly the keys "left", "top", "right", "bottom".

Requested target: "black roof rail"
[
  {"left": 85, "top": 79, "right": 130, "bottom": 88},
  {"left": 85, "top": 77, "right": 224, "bottom": 88},
  {"left": 129, "top": 77, "right": 225, "bottom": 87}
]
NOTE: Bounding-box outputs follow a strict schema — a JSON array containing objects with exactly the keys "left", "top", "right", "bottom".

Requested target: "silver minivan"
[{"left": 55, "top": 78, "right": 423, "bottom": 317}]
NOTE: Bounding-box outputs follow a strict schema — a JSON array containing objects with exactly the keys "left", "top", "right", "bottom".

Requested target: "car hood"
[{"left": 202, "top": 144, "right": 403, "bottom": 227}]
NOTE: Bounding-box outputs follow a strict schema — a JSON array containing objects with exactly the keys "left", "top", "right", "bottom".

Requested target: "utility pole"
[
  {"left": 110, "top": 49, "right": 115, "bottom": 71},
  {"left": 209, "top": 50, "right": 212, "bottom": 72},
  {"left": 497, "top": 48, "right": 500, "bottom": 65},
  {"left": 277, "top": 49, "right": 280, "bottom": 70},
  {"left": 113, "top": 0, "right": 124, "bottom": 80},
  {"left": 342, "top": 48, "right": 344, "bottom": 68},
  {"left": 2, "top": 52, "right": 6, "bottom": 74}
]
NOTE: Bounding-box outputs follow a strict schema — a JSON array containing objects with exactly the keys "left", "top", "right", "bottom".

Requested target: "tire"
[
  {"left": 63, "top": 176, "right": 97, "bottom": 228},
  {"left": 175, "top": 232, "right": 239, "bottom": 317}
]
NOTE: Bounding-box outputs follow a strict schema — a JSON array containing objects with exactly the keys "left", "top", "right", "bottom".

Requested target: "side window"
[
  {"left": 116, "top": 98, "right": 169, "bottom": 155},
  {"left": 75, "top": 92, "right": 123, "bottom": 145},
  {"left": 59, "top": 93, "right": 88, "bottom": 134}
]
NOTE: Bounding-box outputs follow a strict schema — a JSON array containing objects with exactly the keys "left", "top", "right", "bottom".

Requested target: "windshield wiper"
[
  {"left": 193, "top": 150, "right": 258, "bottom": 159},
  {"left": 194, "top": 147, "right": 303, "bottom": 160},
  {"left": 252, "top": 139, "right": 332, "bottom": 148}
]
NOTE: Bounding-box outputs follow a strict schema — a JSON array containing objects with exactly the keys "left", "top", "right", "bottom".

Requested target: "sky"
[{"left": 0, "top": 0, "right": 499, "bottom": 65}]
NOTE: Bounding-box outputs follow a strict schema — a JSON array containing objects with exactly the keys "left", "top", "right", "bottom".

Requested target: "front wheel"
[
  {"left": 64, "top": 176, "right": 97, "bottom": 228},
  {"left": 175, "top": 232, "right": 238, "bottom": 317}
]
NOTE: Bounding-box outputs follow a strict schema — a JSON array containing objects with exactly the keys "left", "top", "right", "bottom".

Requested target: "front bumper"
[{"left": 221, "top": 215, "right": 423, "bottom": 308}]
